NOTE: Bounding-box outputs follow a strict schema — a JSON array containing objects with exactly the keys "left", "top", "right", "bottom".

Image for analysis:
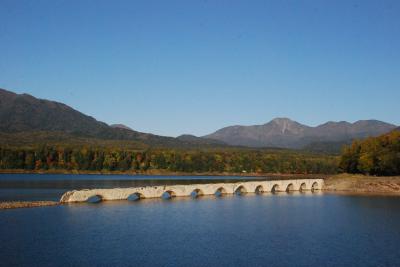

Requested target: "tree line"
[
  {"left": 2, "top": 130, "right": 398, "bottom": 176},
  {"left": 0, "top": 146, "right": 338, "bottom": 174},
  {"left": 339, "top": 130, "right": 400, "bottom": 176}
]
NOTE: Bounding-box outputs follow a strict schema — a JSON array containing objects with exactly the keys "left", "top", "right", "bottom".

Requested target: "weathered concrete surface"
[{"left": 60, "top": 179, "right": 324, "bottom": 203}]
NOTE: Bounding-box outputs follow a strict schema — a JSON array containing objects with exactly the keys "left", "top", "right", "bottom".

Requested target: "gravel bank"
[
  {"left": 0, "top": 201, "right": 59, "bottom": 210},
  {"left": 324, "top": 174, "right": 400, "bottom": 194}
]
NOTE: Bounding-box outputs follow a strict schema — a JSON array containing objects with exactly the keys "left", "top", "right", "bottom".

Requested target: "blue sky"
[{"left": 1, "top": 0, "right": 399, "bottom": 137}]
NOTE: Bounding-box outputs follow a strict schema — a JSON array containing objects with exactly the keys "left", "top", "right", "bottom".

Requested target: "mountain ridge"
[
  {"left": 110, "top": 124, "right": 134, "bottom": 131},
  {"left": 0, "top": 88, "right": 222, "bottom": 148},
  {"left": 0, "top": 88, "right": 397, "bottom": 150},
  {"left": 204, "top": 118, "right": 397, "bottom": 149}
]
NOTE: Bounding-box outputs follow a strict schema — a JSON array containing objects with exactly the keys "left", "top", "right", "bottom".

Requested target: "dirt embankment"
[
  {"left": 0, "top": 201, "right": 59, "bottom": 210},
  {"left": 324, "top": 174, "right": 400, "bottom": 195}
]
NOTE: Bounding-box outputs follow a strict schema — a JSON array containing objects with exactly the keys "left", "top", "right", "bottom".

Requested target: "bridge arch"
[
  {"left": 286, "top": 183, "right": 295, "bottom": 192},
  {"left": 311, "top": 182, "right": 320, "bottom": 191},
  {"left": 299, "top": 183, "right": 307, "bottom": 192},
  {"left": 234, "top": 185, "right": 247, "bottom": 195},
  {"left": 271, "top": 184, "right": 280, "bottom": 193},
  {"left": 87, "top": 195, "right": 103, "bottom": 203},
  {"left": 255, "top": 185, "right": 264, "bottom": 194},
  {"left": 215, "top": 187, "right": 227, "bottom": 197},
  {"left": 190, "top": 189, "right": 204, "bottom": 198},
  {"left": 127, "top": 192, "right": 145, "bottom": 201},
  {"left": 162, "top": 190, "right": 176, "bottom": 199}
]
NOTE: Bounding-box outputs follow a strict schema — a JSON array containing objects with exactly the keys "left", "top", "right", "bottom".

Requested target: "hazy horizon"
[{"left": 1, "top": 1, "right": 399, "bottom": 136}]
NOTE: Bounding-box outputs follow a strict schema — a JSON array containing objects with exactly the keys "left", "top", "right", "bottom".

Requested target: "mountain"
[
  {"left": 2, "top": 88, "right": 396, "bottom": 151},
  {"left": 311, "top": 120, "right": 397, "bottom": 140},
  {"left": 0, "top": 88, "right": 108, "bottom": 135},
  {"left": 0, "top": 88, "right": 220, "bottom": 148},
  {"left": 204, "top": 118, "right": 397, "bottom": 149},
  {"left": 110, "top": 124, "right": 133, "bottom": 131},
  {"left": 0, "top": 88, "right": 155, "bottom": 141},
  {"left": 203, "top": 118, "right": 310, "bottom": 148},
  {"left": 176, "top": 134, "right": 226, "bottom": 145}
]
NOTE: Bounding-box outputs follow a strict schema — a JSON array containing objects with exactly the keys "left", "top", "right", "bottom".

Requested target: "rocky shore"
[{"left": 0, "top": 201, "right": 59, "bottom": 210}]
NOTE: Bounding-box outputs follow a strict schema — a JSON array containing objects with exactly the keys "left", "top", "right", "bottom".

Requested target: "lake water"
[
  {"left": 1, "top": 174, "right": 400, "bottom": 266},
  {"left": 0, "top": 173, "right": 270, "bottom": 201}
]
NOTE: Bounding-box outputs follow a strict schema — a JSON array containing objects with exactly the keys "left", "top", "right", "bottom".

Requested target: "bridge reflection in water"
[{"left": 60, "top": 179, "right": 324, "bottom": 203}]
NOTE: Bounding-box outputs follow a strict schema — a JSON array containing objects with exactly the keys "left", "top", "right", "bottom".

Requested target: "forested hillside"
[{"left": 339, "top": 130, "right": 400, "bottom": 175}]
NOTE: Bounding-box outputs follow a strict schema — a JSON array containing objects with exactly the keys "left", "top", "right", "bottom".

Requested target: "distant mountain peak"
[
  {"left": 271, "top": 117, "right": 293, "bottom": 123},
  {"left": 269, "top": 117, "right": 302, "bottom": 134}
]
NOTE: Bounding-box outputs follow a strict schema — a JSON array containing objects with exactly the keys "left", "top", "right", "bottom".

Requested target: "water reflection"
[
  {"left": 190, "top": 189, "right": 203, "bottom": 199},
  {"left": 127, "top": 193, "right": 143, "bottom": 201},
  {"left": 87, "top": 195, "right": 102, "bottom": 203}
]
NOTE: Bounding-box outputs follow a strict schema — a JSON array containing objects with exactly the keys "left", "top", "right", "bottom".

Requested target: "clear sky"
[{"left": 1, "top": 0, "right": 399, "bottom": 137}]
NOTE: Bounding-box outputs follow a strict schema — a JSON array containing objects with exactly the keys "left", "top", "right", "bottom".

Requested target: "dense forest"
[
  {"left": 2, "top": 130, "right": 398, "bottom": 176},
  {"left": 0, "top": 146, "right": 338, "bottom": 175},
  {"left": 339, "top": 130, "right": 400, "bottom": 175}
]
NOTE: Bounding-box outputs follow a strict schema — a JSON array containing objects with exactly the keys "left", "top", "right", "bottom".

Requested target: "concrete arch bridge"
[{"left": 60, "top": 178, "right": 324, "bottom": 203}]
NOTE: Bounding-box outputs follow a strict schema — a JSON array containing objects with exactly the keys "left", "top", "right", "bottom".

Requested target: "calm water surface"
[
  {"left": 0, "top": 173, "right": 268, "bottom": 201},
  {"left": 1, "top": 174, "right": 400, "bottom": 266}
]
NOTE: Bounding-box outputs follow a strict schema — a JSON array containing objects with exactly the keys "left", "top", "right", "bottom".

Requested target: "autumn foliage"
[
  {"left": 0, "top": 146, "right": 338, "bottom": 175},
  {"left": 339, "top": 130, "right": 400, "bottom": 175}
]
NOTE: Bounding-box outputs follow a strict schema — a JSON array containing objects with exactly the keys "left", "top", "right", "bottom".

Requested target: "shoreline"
[
  {"left": 2, "top": 173, "right": 400, "bottom": 209},
  {"left": 323, "top": 174, "right": 400, "bottom": 194},
  {"left": 0, "top": 201, "right": 59, "bottom": 210}
]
